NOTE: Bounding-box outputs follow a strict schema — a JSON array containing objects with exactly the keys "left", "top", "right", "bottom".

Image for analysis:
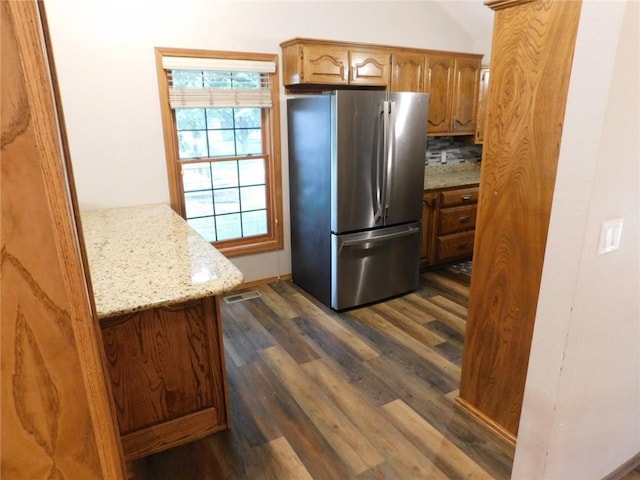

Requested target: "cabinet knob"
[
  {"left": 462, "top": 194, "right": 472, "bottom": 201},
  {"left": 459, "top": 216, "right": 470, "bottom": 223}
]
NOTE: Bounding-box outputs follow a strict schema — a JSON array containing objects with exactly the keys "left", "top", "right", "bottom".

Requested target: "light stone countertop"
[
  {"left": 82, "top": 204, "right": 244, "bottom": 320},
  {"left": 424, "top": 161, "right": 482, "bottom": 191}
]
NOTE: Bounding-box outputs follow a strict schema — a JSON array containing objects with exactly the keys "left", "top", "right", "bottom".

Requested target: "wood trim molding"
[
  {"left": 454, "top": 397, "right": 517, "bottom": 446},
  {"left": 485, "top": 0, "right": 537, "bottom": 11},
  {"left": 233, "top": 273, "right": 293, "bottom": 291}
]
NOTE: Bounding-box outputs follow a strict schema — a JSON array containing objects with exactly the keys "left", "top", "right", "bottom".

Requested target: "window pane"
[
  {"left": 234, "top": 108, "right": 261, "bottom": 128},
  {"left": 178, "top": 131, "right": 208, "bottom": 159},
  {"left": 187, "top": 217, "right": 216, "bottom": 242},
  {"left": 211, "top": 161, "right": 238, "bottom": 188},
  {"left": 172, "top": 70, "right": 203, "bottom": 88},
  {"left": 176, "top": 109, "right": 206, "bottom": 130},
  {"left": 239, "top": 158, "right": 265, "bottom": 186},
  {"left": 185, "top": 191, "right": 214, "bottom": 218},
  {"left": 208, "top": 130, "right": 236, "bottom": 157},
  {"left": 182, "top": 163, "right": 212, "bottom": 192},
  {"left": 216, "top": 214, "right": 242, "bottom": 240},
  {"left": 240, "top": 185, "right": 266, "bottom": 211},
  {"left": 214, "top": 188, "right": 240, "bottom": 214},
  {"left": 206, "top": 108, "right": 234, "bottom": 129},
  {"left": 235, "top": 128, "right": 262, "bottom": 155},
  {"left": 242, "top": 210, "right": 267, "bottom": 237}
]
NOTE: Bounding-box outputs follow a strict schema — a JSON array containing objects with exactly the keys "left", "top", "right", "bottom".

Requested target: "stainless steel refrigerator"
[{"left": 287, "top": 90, "right": 429, "bottom": 310}]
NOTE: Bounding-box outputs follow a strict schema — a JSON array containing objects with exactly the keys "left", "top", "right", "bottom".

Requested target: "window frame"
[{"left": 155, "top": 47, "right": 283, "bottom": 257}]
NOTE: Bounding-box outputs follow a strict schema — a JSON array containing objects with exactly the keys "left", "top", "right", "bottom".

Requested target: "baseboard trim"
[
  {"left": 233, "top": 274, "right": 292, "bottom": 290},
  {"left": 602, "top": 451, "right": 640, "bottom": 480},
  {"left": 454, "top": 396, "right": 517, "bottom": 446}
]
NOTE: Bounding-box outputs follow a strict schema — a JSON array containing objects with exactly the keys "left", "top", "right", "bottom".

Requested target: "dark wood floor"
[{"left": 130, "top": 266, "right": 515, "bottom": 479}]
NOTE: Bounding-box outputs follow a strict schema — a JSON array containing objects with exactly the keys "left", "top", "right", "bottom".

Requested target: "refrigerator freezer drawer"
[{"left": 331, "top": 222, "right": 421, "bottom": 310}]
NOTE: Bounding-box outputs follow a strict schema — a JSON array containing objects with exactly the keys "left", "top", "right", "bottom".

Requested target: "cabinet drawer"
[
  {"left": 437, "top": 230, "right": 475, "bottom": 262},
  {"left": 438, "top": 205, "right": 477, "bottom": 235},
  {"left": 439, "top": 187, "right": 479, "bottom": 207}
]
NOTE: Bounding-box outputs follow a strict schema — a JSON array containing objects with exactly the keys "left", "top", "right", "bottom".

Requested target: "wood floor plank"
[
  {"left": 385, "top": 295, "right": 438, "bottom": 323},
  {"left": 429, "top": 294, "right": 469, "bottom": 318},
  {"left": 259, "top": 345, "right": 385, "bottom": 475},
  {"left": 226, "top": 359, "right": 282, "bottom": 447},
  {"left": 405, "top": 294, "right": 468, "bottom": 337},
  {"left": 420, "top": 270, "right": 471, "bottom": 302},
  {"left": 340, "top": 309, "right": 460, "bottom": 395},
  {"left": 287, "top": 291, "right": 381, "bottom": 361},
  {"left": 383, "top": 399, "right": 494, "bottom": 480},
  {"left": 256, "top": 283, "right": 299, "bottom": 319},
  {"left": 221, "top": 300, "right": 274, "bottom": 366},
  {"left": 253, "top": 437, "right": 314, "bottom": 480},
  {"left": 371, "top": 301, "right": 446, "bottom": 346},
  {"left": 242, "top": 296, "right": 321, "bottom": 364},
  {"left": 242, "top": 359, "right": 355, "bottom": 480},
  {"left": 302, "top": 359, "right": 451, "bottom": 480},
  {"left": 348, "top": 307, "right": 461, "bottom": 381},
  {"left": 401, "top": 394, "right": 514, "bottom": 479},
  {"left": 294, "top": 315, "right": 400, "bottom": 407}
]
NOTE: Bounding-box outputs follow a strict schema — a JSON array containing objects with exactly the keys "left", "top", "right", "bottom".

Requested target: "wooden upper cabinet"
[
  {"left": 390, "top": 52, "right": 426, "bottom": 92},
  {"left": 451, "top": 56, "right": 482, "bottom": 134},
  {"left": 349, "top": 48, "right": 391, "bottom": 86},
  {"left": 425, "top": 54, "right": 455, "bottom": 134},
  {"left": 299, "top": 44, "right": 349, "bottom": 85},
  {"left": 281, "top": 38, "right": 483, "bottom": 136},
  {"left": 281, "top": 39, "right": 390, "bottom": 88}
]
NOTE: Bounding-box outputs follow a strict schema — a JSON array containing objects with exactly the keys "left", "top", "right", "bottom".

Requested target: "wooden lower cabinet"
[
  {"left": 100, "top": 296, "right": 229, "bottom": 460},
  {"left": 421, "top": 185, "right": 479, "bottom": 267}
]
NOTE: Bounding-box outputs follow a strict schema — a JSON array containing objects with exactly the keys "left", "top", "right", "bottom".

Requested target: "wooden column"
[
  {"left": 457, "top": 0, "right": 582, "bottom": 442},
  {"left": 1, "top": 1, "right": 125, "bottom": 477}
]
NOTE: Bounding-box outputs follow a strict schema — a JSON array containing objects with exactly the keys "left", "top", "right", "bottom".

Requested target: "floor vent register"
[{"left": 223, "top": 290, "right": 262, "bottom": 304}]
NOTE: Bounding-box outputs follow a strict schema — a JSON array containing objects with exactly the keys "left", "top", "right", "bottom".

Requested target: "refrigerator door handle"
[
  {"left": 380, "top": 100, "right": 391, "bottom": 222},
  {"left": 373, "top": 101, "right": 386, "bottom": 222},
  {"left": 384, "top": 101, "right": 396, "bottom": 223},
  {"left": 338, "top": 225, "right": 420, "bottom": 253}
]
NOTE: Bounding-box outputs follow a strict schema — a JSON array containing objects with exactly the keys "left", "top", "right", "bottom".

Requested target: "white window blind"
[{"left": 162, "top": 56, "right": 276, "bottom": 109}]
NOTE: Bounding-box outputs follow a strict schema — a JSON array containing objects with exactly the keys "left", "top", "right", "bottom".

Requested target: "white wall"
[
  {"left": 44, "top": 0, "right": 492, "bottom": 282},
  {"left": 513, "top": 1, "right": 640, "bottom": 478}
]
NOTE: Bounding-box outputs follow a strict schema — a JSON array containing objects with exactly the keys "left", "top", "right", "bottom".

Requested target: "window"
[{"left": 155, "top": 48, "right": 283, "bottom": 256}]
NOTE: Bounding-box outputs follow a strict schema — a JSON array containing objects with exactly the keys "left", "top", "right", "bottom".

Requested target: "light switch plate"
[{"left": 597, "top": 217, "right": 623, "bottom": 255}]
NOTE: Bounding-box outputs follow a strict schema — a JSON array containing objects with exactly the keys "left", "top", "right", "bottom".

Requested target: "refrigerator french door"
[{"left": 288, "top": 90, "right": 429, "bottom": 310}]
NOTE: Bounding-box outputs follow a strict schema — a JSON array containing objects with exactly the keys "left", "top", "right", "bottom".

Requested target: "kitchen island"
[{"left": 82, "top": 204, "right": 244, "bottom": 460}]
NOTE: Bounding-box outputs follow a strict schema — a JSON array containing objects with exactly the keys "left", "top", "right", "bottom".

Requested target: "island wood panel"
[
  {"left": 100, "top": 296, "right": 230, "bottom": 459},
  {"left": 458, "top": 0, "right": 582, "bottom": 439},
  {"left": 1, "top": 1, "right": 125, "bottom": 478}
]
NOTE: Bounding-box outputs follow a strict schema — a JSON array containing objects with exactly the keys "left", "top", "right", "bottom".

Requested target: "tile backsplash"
[{"left": 425, "top": 136, "right": 482, "bottom": 165}]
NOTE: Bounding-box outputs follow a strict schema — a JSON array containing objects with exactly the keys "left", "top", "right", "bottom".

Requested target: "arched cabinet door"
[
  {"left": 1, "top": 1, "right": 126, "bottom": 478},
  {"left": 390, "top": 52, "right": 426, "bottom": 93},
  {"left": 451, "top": 57, "right": 482, "bottom": 134},
  {"left": 425, "top": 54, "right": 454, "bottom": 134}
]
